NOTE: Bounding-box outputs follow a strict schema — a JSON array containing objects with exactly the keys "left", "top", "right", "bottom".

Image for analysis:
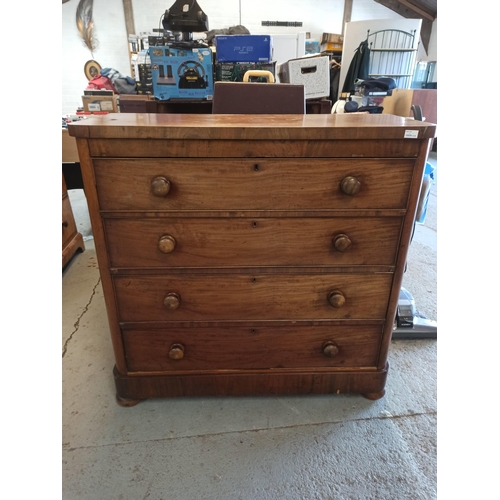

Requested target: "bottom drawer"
[{"left": 122, "top": 324, "right": 383, "bottom": 373}]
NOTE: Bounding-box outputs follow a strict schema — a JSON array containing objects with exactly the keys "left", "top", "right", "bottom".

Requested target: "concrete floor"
[{"left": 62, "top": 152, "right": 437, "bottom": 499}]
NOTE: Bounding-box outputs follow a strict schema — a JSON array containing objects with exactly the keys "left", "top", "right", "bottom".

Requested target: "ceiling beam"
[
  {"left": 342, "top": 0, "right": 353, "bottom": 35},
  {"left": 374, "top": 0, "right": 435, "bottom": 54},
  {"left": 396, "top": 0, "right": 435, "bottom": 21},
  {"left": 122, "top": 0, "right": 135, "bottom": 36}
]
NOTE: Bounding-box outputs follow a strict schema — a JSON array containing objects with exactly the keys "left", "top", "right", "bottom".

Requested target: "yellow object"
[{"left": 242, "top": 70, "right": 275, "bottom": 83}]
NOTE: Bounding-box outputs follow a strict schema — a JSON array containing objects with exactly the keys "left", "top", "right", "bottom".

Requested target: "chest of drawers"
[{"left": 68, "top": 113, "right": 436, "bottom": 406}]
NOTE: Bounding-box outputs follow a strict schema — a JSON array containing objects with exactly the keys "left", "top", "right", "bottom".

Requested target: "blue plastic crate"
[{"left": 415, "top": 162, "right": 435, "bottom": 224}]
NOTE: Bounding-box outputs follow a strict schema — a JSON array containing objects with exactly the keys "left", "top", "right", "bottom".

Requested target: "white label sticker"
[
  {"left": 100, "top": 101, "right": 114, "bottom": 111},
  {"left": 404, "top": 130, "right": 419, "bottom": 139}
]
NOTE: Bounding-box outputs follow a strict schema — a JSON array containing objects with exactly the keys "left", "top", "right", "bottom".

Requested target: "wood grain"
[
  {"left": 89, "top": 139, "right": 422, "bottom": 159},
  {"left": 104, "top": 217, "right": 403, "bottom": 268},
  {"left": 94, "top": 158, "right": 414, "bottom": 211},
  {"left": 113, "top": 273, "right": 393, "bottom": 322},
  {"left": 122, "top": 324, "right": 383, "bottom": 372},
  {"left": 67, "top": 113, "right": 433, "bottom": 402},
  {"left": 68, "top": 113, "right": 437, "bottom": 140}
]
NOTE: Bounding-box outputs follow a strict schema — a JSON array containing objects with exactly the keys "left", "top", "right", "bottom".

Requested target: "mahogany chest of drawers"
[{"left": 68, "top": 113, "right": 436, "bottom": 406}]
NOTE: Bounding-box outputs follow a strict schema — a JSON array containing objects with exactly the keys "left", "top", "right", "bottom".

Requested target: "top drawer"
[{"left": 94, "top": 158, "right": 414, "bottom": 211}]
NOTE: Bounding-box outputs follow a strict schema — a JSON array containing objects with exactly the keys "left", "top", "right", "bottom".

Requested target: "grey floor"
[{"left": 62, "top": 152, "right": 437, "bottom": 499}]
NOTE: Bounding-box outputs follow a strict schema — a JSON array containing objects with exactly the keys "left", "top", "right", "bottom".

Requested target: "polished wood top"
[{"left": 67, "top": 113, "right": 437, "bottom": 141}]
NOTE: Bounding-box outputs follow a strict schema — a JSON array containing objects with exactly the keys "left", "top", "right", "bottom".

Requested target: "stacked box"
[
  {"left": 215, "top": 35, "right": 273, "bottom": 63},
  {"left": 278, "top": 55, "right": 330, "bottom": 100},
  {"left": 81, "top": 94, "right": 119, "bottom": 113},
  {"left": 321, "top": 33, "right": 344, "bottom": 44},
  {"left": 214, "top": 62, "right": 276, "bottom": 82},
  {"left": 149, "top": 46, "right": 214, "bottom": 100},
  {"left": 321, "top": 42, "right": 343, "bottom": 52},
  {"left": 320, "top": 33, "right": 344, "bottom": 53},
  {"left": 305, "top": 41, "right": 320, "bottom": 55}
]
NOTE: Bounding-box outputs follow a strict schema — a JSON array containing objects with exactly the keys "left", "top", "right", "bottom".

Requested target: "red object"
[{"left": 86, "top": 75, "right": 117, "bottom": 93}]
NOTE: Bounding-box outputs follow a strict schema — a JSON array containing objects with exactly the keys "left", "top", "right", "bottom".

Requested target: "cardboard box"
[
  {"left": 215, "top": 35, "right": 273, "bottom": 63},
  {"left": 321, "top": 42, "right": 343, "bottom": 52},
  {"left": 214, "top": 62, "right": 276, "bottom": 82},
  {"left": 305, "top": 41, "right": 320, "bottom": 54},
  {"left": 277, "top": 55, "right": 330, "bottom": 100},
  {"left": 81, "top": 94, "right": 119, "bottom": 112},
  {"left": 321, "top": 33, "right": 344, "bottom": 45},
  {"left": 149, "top": 46, "right": 214, "bottom": 100}
]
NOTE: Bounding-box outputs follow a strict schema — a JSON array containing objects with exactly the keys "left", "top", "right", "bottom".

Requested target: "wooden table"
[{"left": 62, "top": 129, "right": 85, "bottom": 267}]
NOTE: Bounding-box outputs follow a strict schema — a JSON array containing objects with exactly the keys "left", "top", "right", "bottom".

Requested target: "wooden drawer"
[
  {"left": 122, "top": 324, "right": 384, "bottom": 372},
  {"left": 94, "top": 158, "right": 414, "bottom": 211},
  {"left": 89, "top": 138, "right": 423, "bottom": 159},
  {"left": 114, "top": 273, "right": 393, "bottom": 322},
  {"left": 105, "top": 217, "right": 403, "bottom": 268},
  {"left": 62, "top": 195, "right": 78, "bottom": 249}
]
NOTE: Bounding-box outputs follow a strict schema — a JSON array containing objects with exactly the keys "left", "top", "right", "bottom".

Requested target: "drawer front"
[
  {"left": 123, "top": 324, "right": 383, "bottom": 372},
  {"left": 105, "top": 217, "right": 402, "bottom": 268},
  {"left": 114, "top": 274, "right": 393, "bottom": 321},
  {"left": 94, "top": 158, "right": 414, "bottom": 211},
  {"left": 62, "top": 196, "right": 77, "bottom": 248}
]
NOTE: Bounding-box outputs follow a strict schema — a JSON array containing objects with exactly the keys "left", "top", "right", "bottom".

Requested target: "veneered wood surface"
[
  {"left": 67, "top": 113, "right": 436, "bottom": 140},
  {"left": 94, "top": 158, "right": 414, "bottom": 211},
  {"left": 62, "top": 196, "right": 78, "bottom": 249},
  {"left": 89, "top": 139, "right": 422, "bottom": 159},
  {"left": 113, "top": 273, "right": 393, "bottom": 322},
  {"left": 67, "top": 112, "right": 434, "bottom": 400},
  {"left": 62, "top": 173, "right": 85, "bottom": 267},
  {"left": 113, "top": 365, "right": 389, "bottom": 399},
  {"left": 122, "top": 324, "right": 383, "bottom": 372},
  {"left": 104, "top": 216, "right": 403, "bottom": 268}
]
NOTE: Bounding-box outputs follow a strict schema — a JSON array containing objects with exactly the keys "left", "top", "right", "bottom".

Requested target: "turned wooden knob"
[
  {"left": 340, "top": 176, "right": 361, "bottom": 196},
  {"left": 328, "top": 290, "right": 346, "bottom": 308},
  {"left": 158, "top": 235, "right": 176, "bottom": 253},
  {"left": 163, "top": 292, "right": 180, "bottom": 309},
  {"left": 151, "top": 176, "right": 171, "bottom": 197},
  {"left": 333, "top": 234, "right": 352, "bottom": 252},
  {"left": 168, "top": 343, "right": 185, "bottom": 360},
  {"left": 322, "top": 341, "right": 339, "bottom": 357}
]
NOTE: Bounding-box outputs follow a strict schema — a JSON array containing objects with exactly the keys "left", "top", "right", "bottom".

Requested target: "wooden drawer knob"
[
  {"left": 333, "top": 234, "right": 352, "bottom": 252},
  {"left": 151, "top": 176, "right": 171, "bottom": 197},
  {"left": 341, "top": 176, "right": 361, "bottom": 196},
  {"left": 164, "top": 292, "right": 180, "bottom": 309},
  {"left": 62, "top": 220, "right": 69, "bottom": 228},
  {"left": 158, "top": 235, "right": 176, "bottom": 253},
  {"left": 168, "top": 343, "right": 185, "bottom": 360},
  {"left": 328, "top": 290, "right": 346, "bottom": 308},
  {"left": 322, "top": 341, "right": 339, "bottom": 357}
]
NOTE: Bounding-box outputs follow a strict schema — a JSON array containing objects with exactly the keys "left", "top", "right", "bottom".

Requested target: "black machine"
[
  {"left": 177, "top": 60, "right": 208, "bottom": 88},
  {"left": 392, "top": 288, "right": 437, "bottom": 340},
  {"left": 162, "top": 0, "right": 209, "bottom": 42}
]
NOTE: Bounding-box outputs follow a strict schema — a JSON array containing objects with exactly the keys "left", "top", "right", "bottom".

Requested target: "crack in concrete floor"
[
  {"left": 62, "top": 277, "right": 101, "bottom": 358},
  {"left": 62, "top": 410, "right": 437, "bottom": 451}
]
